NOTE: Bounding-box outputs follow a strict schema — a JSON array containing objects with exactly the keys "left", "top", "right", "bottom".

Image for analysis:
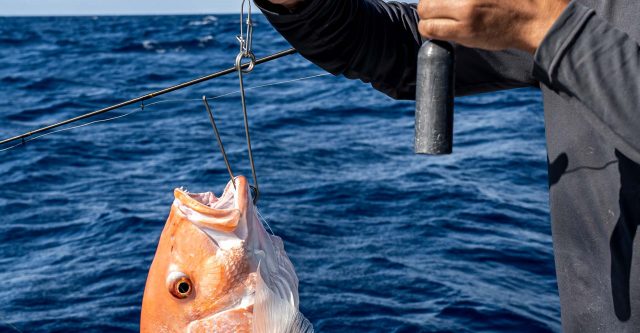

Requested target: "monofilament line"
[{"left": 0, "top": 72, "right": 331, "bottom": 153}]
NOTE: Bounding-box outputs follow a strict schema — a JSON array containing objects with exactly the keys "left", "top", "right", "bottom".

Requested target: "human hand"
[{"left": 417, "top": 0, "right": 570, "bottom": 53}]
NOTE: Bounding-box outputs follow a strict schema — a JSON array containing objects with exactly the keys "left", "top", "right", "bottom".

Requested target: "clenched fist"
[{"left": 417, "top": 0, "right": 570, "bottom": 53}]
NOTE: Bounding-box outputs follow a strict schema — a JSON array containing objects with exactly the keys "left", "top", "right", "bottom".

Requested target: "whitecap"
[
  {"left": 198, "top": 35, "right": 214, "bottom": 47},
  {"left": 189, "top": 15, "right": 219, "bottom": 26},
  {"left": 142, "top": 40, "right": 157, "bottom": 50}
]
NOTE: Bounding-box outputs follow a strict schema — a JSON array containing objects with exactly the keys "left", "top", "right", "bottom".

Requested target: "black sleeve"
[
  {"left": 533, "top": 1, "right": 640, "bottom": 157},
  {"left": 255, "top": 0, "right": 538, "bottom": 100}
]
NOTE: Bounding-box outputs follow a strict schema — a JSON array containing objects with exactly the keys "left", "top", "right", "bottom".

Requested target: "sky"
[
  {"left": 0, "top": 0, "right": 244, "bottom": 16},
  {"left": 0, "top": 0, "right": 416, "bottom": 16}
]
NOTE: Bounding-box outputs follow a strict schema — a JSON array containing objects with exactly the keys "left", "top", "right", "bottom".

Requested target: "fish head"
[{"left": 140, "top": 176, "right": 257, "bottom": 333}]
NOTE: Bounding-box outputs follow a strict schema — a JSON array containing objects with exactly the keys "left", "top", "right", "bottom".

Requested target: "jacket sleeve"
[
  {"left": 254, "top": 0, "right": 538, "bottom": 100},
  {"left": 533, "top": 1, "right": 640, "bottom": 156}
]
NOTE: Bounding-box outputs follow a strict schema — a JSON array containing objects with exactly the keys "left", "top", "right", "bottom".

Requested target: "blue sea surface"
[{"left": 0, "top": 14, "right": 558, "bottom": 332}]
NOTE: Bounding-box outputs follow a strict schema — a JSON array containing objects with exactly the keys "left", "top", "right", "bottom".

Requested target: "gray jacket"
[{"left": 255, "top": 0, "right": 640, "bottom": 331}]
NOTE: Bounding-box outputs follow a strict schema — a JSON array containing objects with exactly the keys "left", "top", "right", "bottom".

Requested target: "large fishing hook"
[
  {"left": 236, "top": 0, "right": 260, "bottom": 204},
  {"left": 202, "top": 96, "right": 236, "bottom": 190}
]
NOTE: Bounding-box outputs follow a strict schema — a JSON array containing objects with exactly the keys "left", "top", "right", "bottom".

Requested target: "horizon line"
[{"left": 0, "top": 12, "right": 252, "bottom": 17}]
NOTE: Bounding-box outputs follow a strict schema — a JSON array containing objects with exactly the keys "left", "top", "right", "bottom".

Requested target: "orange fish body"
[{"left": 141, "top": 176, "right": 312, "bottom": 333}]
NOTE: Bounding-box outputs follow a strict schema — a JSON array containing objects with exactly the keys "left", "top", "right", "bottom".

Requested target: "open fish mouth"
[
  {"left": 172, "top": 178, "right": 248, "bottom": 244},
  {"left": 176, "top": 180, "right": 239, "bottom": 210},
  {"left": 173, "top": 177, "right": 244, "bottom": 217},
  {"left": 140, "top": 176, "right": 313, "bottom": 333}
]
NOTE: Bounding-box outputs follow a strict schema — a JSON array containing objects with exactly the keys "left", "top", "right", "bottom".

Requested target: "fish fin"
[{"left": 253, "top": 265, "right": 314, "bottom": 333}]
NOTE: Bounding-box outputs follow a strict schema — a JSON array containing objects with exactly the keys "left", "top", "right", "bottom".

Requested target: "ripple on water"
[{"left": 0, "top": 14, "right": 558, "bottom": 333}]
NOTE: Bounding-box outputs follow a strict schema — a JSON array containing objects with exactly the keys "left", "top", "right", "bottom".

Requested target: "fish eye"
[{"left": 167, "top": 272, "right": 193, "bottom": 299}]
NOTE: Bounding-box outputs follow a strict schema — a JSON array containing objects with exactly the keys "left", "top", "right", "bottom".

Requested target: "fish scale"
[{"left": 141, "top": 176, "right": 313, "bottom": 332}]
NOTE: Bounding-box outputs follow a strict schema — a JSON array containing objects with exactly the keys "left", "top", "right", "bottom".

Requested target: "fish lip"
[{"left": 173, "top": 176, "right": 249, "bottom": 218}]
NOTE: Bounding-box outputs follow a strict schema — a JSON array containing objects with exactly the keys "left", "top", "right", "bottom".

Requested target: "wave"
[
  {"left": 113, "top": 36, "right": 217, "bottom": 53},
  {"left": 0, "top": 15, "right": 558, "bottom": 333},
  {"left": 6, "top": 100, "right": 91, "bottom": 122},
  {"left": 0, "top": 76, "right": 27, "bottom": 84},
  {"left": 188, "top": 15, "right": 219, "bottom": 26}
]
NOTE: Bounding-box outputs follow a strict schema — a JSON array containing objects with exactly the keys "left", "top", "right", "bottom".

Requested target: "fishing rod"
[{"left": 0, "top": 47, "right": 298, "bottom": 147}]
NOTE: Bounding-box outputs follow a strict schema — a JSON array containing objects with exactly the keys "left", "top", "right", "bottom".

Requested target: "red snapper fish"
[{"left": 140, "top": 176, "right": 313, "bottom": 332}]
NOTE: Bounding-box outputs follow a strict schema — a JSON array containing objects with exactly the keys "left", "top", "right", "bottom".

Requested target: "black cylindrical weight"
[{"left": 415, "top": 40, "right": 455, "bottom": 155}]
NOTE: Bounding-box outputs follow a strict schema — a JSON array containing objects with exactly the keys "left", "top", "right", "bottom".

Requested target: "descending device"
[{"left": 415, "top": 40, "right": 455, "bottom": 155}]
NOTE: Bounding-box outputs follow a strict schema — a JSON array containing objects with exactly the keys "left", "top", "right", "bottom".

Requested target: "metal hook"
[
  {"left": 202, "top": 96, "right": 236, "bottom": 190},
  {"left": 235, "top": 52, "right": 256, "bottom": 73},
  {"left": 237, "top": 0, "right": 256, "bottom": 74},
  {"left": 238, "top": 0, "right": 252, "bottom": 54},
  {"left": 236, "top": 67, "right": 260, "bottom": 204},
  {"left": 232, "top": 0, "right": 260, "bottom": 204},
  {"left": 196, "top": 0, "right": 260, "bottom": 205},
  {"left": 202, "top": 95, "right": 258, "bottom": 204}
]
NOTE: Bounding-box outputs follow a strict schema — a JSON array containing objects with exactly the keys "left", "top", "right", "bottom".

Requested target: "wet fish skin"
[{"left": 140, "top": 176, "right": 313, "bottom": 333}]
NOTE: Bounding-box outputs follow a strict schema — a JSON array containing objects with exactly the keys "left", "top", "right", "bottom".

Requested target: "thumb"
[{"left": 418, "top": 19, "right": 461, "bottom": 40}]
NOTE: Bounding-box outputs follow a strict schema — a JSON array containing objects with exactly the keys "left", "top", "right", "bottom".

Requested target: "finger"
[
  {"left": 417, "top": 0, "right": 465, "bottom": 20},
  {"left": 418, "top": 19, "right": 463, "bottom": 40}
]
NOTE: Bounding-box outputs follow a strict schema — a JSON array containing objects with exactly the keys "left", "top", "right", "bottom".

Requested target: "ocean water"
[{"left": 0, "top": 14, "right": 559, "bottom": 332}]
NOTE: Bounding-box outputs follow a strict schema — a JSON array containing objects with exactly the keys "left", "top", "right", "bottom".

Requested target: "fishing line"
[
  {"left": 0, "top": 72, "right": 331, "bottom": 153},
  {"left": 0, "top": 320, "right": 22, "bottom": 333},
  {"left": 212, "top": 72, "right": 330, "bottom": 100},
  {"left": 0, "top": 100, "right": 187, "bottom": 153},
  {"left": 0, "top": 48, "right": 299, "bottom": 147},
  {"left": 256, "top": 209, "right": 276, "bottom": 236}
]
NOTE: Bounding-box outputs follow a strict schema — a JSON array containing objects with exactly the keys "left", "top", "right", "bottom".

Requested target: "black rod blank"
[{"left": 0, "top": 48, "right": 298, "bottom": 147}]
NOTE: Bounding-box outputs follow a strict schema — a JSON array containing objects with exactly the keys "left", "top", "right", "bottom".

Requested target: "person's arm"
[
  {"left": 532, "top": 1, "right": 640, "bottom": 157},
  {"left": 254, "top": 0, "right": 538, "bottom": 100}
]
